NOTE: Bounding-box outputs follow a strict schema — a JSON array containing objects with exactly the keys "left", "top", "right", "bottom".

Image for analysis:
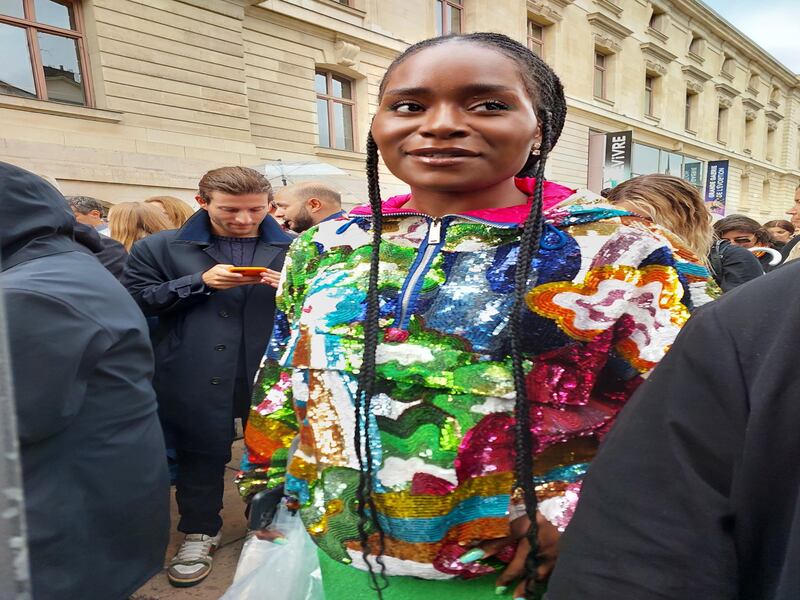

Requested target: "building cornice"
[
  {"left": 670, "top": 0, "right": 798, "bottom": 87},
  {"left": 640, "top": 42, "right": 677, "bottom": 64},
  {"left": 586, "top": 11, "right": 634, "bottom": 40},
  {"left": 682, "top": 64, "right": 712, "bottom": 83}
]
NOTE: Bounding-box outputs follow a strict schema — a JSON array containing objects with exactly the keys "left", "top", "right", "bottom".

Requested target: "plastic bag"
[{"left": 221, "top": 501, "right": 325, "bottom": 600}]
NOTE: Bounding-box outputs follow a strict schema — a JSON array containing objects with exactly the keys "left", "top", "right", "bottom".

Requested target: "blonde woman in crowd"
[
  {"left": 607, "top": 174, "right": 765, "bottom": 294},
  {"left": 606, "top": 174, "right": 712, "bottom": 261},
  {"left": 606, "top": 174, "right": 715, "bottom": 304},
  {"left": 144, "top": 195, "right": 194, "bottom": 229},
  {"left": 108, "top": 201, "right": 173, "bottom": 251}
]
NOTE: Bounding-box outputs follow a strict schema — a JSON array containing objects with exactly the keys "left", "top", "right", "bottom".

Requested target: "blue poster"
[{"left": 704, "top": 160, "right": 729, "bottom": 216}]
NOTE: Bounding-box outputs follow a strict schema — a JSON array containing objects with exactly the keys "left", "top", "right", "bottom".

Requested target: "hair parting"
[{"left": 358, "top": 32, "right": 566, "bottom": 599}]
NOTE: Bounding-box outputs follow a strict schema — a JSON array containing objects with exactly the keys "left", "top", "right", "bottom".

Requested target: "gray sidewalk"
[{"left": 132, "top": 440, "right": 247, "bottom": 600}]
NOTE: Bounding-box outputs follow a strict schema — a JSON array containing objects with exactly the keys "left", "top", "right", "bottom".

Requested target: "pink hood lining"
[{"left": 348, "top": 178, "right": 575, "bottom": 225}]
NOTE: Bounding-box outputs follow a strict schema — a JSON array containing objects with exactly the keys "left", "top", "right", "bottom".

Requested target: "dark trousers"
[
  {"left": 175, "top": 449, "right": 230, "bottom": 536},
  {"left": 172, "top": 377, "right": 252, "bottom": 536}
]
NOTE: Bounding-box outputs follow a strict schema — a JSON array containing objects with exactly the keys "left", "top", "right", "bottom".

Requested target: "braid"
[
  {"left": 353, "top": 131, "right": 388, "bottom": 595},
  {"left": 511, "top": 114, "right": 553, "bottom": 598}
]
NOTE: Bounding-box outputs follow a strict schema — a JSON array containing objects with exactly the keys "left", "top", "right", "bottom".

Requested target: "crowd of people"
[{"left": 2, "top": 30, "right": 800, "bottom": 600}]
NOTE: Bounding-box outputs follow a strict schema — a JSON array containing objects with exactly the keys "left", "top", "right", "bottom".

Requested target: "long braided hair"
[{"left": 356, "top": 33, "right": 566, "bottom": 599}]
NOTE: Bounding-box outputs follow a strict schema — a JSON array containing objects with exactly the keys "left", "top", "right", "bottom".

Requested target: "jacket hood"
[
  {"left": 349, "top": 177, "right": 576, "bottom": 225},
  {"left": 0, "top": 162, "right": 83, "bottom": 271}
]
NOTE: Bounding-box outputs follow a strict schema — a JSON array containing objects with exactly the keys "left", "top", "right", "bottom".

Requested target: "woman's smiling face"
[{"left": 371, "top": 42, "right": 541, "bottom": 195}]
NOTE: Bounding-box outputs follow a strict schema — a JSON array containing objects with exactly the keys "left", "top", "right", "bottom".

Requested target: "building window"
[
  {"left": 684, "top": 91, "right": 697, "bottom": 132},
  {"left": 766, "top": 126, "right": 776, "bottom": 162},
  {"left": 594, "top": 52, "right": 607, "bottom": 99},
  {"left": 722, "top": 56, "right": 735, "bottom": 76},
  {"left": 744, "top": 117, "right": 755, "bottom": 153},
  {"left": 435, "top": 0, "right": 462, "bottom": 36},
  {"left": 648, "top": 8, "right": 665, "bottom": 32},
  {"left": 689, "top": 35, "right": 702, "bottom": 56},
  {"left": 527, "top": 20, "right": 544, "bottom": 57},
  {"left": 717, "top": 105, "right": 729, "bottom": 143},
  {"left": 0, "top": 0, "right": 90, "bottom": 105},
  {"left": 748, "top": 73, "right": 760, "bottom": 93},
  {"left": 315, "top": 71, "right": 355, "bottom": 151},
  {"left": 644, "top": 76, "right": 654, "bottom": 116}
]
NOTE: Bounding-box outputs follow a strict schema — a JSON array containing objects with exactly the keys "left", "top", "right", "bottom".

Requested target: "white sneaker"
[{"left": 167, "top": 532, "right": 222, "bottom": 587}]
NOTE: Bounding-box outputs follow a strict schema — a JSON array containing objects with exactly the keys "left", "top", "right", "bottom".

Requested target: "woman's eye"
[
  {"left": 392, "top": 102, "right": 424, "bottom": 113},
  {"left": 472, "top": 100, "right": 510, "bottom": 111}
]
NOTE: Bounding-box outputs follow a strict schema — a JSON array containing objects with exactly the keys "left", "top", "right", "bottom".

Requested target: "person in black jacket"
[
  {"left": 547, "top": 261, "right": 800, "bottom": 600},
  {"left": 73, "top": 220, "right": 128, "bottom": 279},
  {"left": 707, "top": 237, "right": 764, "bottom": 292},
  {"left": 0, "top": 162, "right": 169, "bottom": 599},
  {"left": 123, "top": 166, "right": 292, "bottom": 588}
]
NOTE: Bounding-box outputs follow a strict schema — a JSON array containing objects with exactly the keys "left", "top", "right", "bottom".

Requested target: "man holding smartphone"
[{"left": 124, "top": 166, "right": 292, "bottom": 588}]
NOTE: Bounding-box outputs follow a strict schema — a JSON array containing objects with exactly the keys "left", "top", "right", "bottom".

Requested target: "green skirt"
[{"left": 318, "top": 550, "right": 545, "bottom": 600}]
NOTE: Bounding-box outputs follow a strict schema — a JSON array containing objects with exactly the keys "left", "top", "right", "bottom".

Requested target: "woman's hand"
[
  {"left": 252, "top": 528, "right": 288, "bottom": 544},
  {"left": 457, "top": 511, "right": 562, "bottom": 596}
]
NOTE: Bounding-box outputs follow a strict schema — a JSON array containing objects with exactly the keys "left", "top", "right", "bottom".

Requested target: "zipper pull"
[{"left": 427, "top": 218, "right": 442, "bottom": 245}]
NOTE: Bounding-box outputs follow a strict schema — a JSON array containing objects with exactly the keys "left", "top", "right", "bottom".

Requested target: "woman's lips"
[{"left": 405, "top": 149, "right": 479, "bottom": 167}]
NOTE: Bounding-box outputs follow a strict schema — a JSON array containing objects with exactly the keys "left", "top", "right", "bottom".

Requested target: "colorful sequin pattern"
[{"left": 237, "top": 183, "right": 711, "bottom": 580}]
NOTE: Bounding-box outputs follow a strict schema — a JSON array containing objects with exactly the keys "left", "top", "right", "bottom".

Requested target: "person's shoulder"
[
  {"left": 2, "top": 252, "right": 136, "bottom": 314},
  {"left": 712, "top": 261, "right": 800, "bottom": 315}
]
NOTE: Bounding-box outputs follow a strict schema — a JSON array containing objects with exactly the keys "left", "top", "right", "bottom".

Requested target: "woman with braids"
[{"left": 236, "top": 33, "right": 708, "bottom": 599}]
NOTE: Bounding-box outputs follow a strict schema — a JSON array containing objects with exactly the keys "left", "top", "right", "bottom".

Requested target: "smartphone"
[{"left": 229, "top": 266, "right": 268, "bottom": 275}]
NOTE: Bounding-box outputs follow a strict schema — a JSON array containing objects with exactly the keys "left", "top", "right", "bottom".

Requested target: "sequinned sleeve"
[
  {"left": 235, "top": 238, "right": 314, "bottom": 500},
  {"left": 526, "top": 229, "right": 693, "bottom": 529}
]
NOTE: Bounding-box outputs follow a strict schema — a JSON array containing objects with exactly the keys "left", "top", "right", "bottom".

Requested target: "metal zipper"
[{"left": 396, "top": 218, "right": 443, "bottom": 328}]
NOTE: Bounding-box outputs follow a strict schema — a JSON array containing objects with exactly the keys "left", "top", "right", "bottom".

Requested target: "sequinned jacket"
[{"left": 236, "top": 178, "right": 712, "bottom": 580}]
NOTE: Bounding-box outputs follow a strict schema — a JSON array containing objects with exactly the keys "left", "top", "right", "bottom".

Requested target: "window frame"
[
  {"left": 0, "top": 0, "right": 93, "bottom": 106},
  {"left": 315, "top": 70, "right": 357, "bottom": 152},
  {"left": 435, "top": 0, "right": 463, "bottom": 36},
  {"left": 684, "top": 91, "right": 697, "bottom": 133},
  {"left": 594, "top": 52, "right": 607, "bottom": 100},
  {"left": 716, "top": 105, "right": 729, "bottom": 143},
  {"left": 644, "top": 75, "right": 654, "bottom": 116},
  {"left": 527, "top": 20, "right": 544, "bottom": 58}
]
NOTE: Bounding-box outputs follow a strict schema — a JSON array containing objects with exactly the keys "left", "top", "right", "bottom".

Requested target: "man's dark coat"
[
  {"left": 0, "top": 162, "right": 169, "bottom": 599},
  {"left": 123, "top": 209, "right": 292, "bottom": 454}
]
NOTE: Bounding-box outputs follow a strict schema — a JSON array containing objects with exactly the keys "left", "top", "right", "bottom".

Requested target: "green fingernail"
[
  {"left": 458, "top": 548, "right": 485, "bottom": 563},
  {"left": 272, "top": 537, "right": 288, "bottom": 545},
  {"left": 495, "top": 586, "right": 508, "bottom": 595}
]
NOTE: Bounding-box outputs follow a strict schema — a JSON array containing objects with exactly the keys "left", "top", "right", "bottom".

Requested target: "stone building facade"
[{"left": 1, "top": 0, "right": 798, "bottom": 217}]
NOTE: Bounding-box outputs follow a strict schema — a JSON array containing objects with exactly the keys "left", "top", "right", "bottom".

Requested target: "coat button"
[
  {"left": 219, "top": 310, "right": 230, "bottom": 318},
  {"left": 215, "top": 344, "right": 226, "bottom": 351},
  {"left": 210, "top": 377, "right": 222, "bottom": 385}
]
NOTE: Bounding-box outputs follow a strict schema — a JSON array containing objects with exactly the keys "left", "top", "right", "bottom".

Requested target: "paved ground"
[{"left": 132, "top": 440, "right": 247, "bottom": 600}]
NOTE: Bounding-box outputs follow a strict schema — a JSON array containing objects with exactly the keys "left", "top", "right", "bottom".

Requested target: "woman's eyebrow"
[{"left": 383, "top": 84, "right": 517, "bottom": 96}]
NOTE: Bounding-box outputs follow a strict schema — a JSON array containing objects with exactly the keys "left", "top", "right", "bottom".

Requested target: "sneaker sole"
[{"left": 167, "top": 572, "right": 211, "bottom": 588}]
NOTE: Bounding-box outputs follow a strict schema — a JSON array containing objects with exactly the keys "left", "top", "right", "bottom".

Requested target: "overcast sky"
[{"left": 702, "top": 0, "right": 800, "bottom": 73}]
